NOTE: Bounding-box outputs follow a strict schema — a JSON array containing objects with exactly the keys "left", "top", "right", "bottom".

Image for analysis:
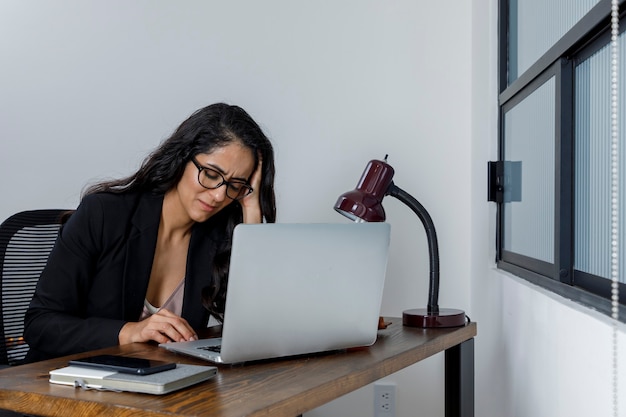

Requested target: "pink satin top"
[{"left": 139, "top": 278, "right": 185, "bottom": 321}]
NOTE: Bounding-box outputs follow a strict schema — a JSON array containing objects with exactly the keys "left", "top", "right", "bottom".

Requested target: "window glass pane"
[
  {"left": 574, "top": 31, "right": 626, "bottom": 284},
  {"left": 508, "top": 0, "right": 599, "bottom": 84},
  {"left": 503, "top": 78, "right": 555, "bottom": 262}
]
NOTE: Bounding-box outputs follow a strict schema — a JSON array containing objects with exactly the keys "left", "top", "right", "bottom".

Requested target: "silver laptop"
[{"left": 159, "top": 222, "right": 390, "bottom": 364}]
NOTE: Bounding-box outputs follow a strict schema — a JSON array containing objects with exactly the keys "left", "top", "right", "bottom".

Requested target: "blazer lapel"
[
  {"left": 183, "top": 221, "right": 217, "bottom": 329},
  {"left": 122, "top": 193, "right": 163, "bottom": 321}
]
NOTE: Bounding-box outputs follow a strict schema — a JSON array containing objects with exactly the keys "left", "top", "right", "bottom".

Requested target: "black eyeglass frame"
[{"left": 190, "top": 158, "right": 254, "bottom": 200}]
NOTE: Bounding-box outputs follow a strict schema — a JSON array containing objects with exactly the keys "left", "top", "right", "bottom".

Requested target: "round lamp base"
[{"left": 402, "top": 308, "right": 466, "bottom": 328}]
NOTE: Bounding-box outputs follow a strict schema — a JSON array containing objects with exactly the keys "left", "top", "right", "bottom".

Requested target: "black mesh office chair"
[{"left": 0, "top": 209, "right": 70, "bottom": 367}]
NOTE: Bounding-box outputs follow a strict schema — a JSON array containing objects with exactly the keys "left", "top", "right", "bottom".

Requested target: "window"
[{"left": 496, "top": 0, "right": 626, "bottom": 320}]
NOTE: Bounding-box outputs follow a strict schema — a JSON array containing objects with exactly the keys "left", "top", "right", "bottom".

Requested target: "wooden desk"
[{"left": 0, "top": 319, "right": 476, "bottom": 417}]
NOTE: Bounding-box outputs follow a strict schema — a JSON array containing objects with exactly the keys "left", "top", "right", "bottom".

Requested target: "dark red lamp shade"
[{"left": 334, "top": 159, "right": 394, "bottom": 222}]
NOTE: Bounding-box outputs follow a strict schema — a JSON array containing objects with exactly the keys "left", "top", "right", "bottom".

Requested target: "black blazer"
[{"left": 24, "top": 192, "right": 223, "bottom": 362}]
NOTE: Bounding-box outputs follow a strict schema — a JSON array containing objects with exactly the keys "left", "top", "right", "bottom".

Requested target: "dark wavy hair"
[{"left": 83, "top": 103, "right": 276, "bottom": 322}]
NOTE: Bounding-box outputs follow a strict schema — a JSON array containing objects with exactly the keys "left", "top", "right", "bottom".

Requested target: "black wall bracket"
[{"left": 488, "top": 161, "right": 522, "bottom": 203}]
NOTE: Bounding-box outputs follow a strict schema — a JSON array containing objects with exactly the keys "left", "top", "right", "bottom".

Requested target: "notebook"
[
  {"left": 159, "top": 222, "right": 391, "bottom": 364},
  {"left": 49, "top": 364, "right": 217, "bottom": 395}
]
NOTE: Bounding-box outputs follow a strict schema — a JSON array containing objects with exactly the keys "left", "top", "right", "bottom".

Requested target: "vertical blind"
[
  {"left": 508, "top": 0, "right": 600, "bottom": 84},
  {"left": 575, "top": 30, "right": 626, "bottom": 284}
]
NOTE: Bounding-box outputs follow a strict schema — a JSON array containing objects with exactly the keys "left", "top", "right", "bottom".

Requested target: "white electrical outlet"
[{"left": 374, "top": 382, "right": 396, "bottom": 417}]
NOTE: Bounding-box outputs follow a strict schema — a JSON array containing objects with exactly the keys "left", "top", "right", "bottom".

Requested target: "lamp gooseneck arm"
[{"left": 387, "top": 183, "right": 440, "bottom": 313}]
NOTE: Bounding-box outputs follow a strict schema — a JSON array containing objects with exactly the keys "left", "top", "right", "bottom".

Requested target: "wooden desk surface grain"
[{"left": 0, "top": 319, "right": 477, "bottom": 417}]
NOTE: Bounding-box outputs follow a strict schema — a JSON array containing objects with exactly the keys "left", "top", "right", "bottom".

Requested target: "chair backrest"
[{"left": 0, "top": 209, "right": 71, "bottom": 366}]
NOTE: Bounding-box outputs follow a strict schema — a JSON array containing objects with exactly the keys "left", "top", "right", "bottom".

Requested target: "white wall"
[
  {"left": 1, "top": 1, "right": 624, "bottom": 417},
  {"left": 1, "top": 2, "right": 472, "bottom": 416}
]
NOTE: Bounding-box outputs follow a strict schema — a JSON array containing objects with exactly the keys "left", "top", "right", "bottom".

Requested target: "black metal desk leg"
[{"left": 444, "top": 338, "right": 475, "bottom": 417}]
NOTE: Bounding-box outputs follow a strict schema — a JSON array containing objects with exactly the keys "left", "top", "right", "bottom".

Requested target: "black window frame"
[{"left": 497, "top": 0, "right": 626, "bottom": 322}]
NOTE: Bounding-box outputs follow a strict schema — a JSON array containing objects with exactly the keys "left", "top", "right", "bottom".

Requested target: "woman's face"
[{"left": 174, "top": 142, "right": 255, "bottom": 224}]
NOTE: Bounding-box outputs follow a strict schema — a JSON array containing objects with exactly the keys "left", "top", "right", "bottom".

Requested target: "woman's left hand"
[{"left": 240, "top": 154, "right": 263, "bottom": 223}]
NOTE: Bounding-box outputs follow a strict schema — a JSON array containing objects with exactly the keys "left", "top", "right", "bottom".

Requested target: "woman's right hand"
[{"left": 118, "top": 309, "right": 198, "bottom": 345}]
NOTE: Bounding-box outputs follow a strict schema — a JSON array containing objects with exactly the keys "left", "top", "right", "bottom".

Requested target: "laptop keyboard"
[{"left": 198, "top": 345, "right": 221, "bottom": 353}]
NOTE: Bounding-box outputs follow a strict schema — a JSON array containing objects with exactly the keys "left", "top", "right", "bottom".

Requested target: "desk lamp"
[{"left": 334, "top": 156, "right": 466, "bottom": 328}]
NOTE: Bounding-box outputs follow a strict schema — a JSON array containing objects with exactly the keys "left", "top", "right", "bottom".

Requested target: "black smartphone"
[{"left": 68, "top": 354, "right": 176, "bottom": 375}]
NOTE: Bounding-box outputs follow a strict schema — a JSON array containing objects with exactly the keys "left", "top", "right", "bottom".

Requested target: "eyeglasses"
[{"left": 191, "top": 158, "right": 253, "bottom": 200}]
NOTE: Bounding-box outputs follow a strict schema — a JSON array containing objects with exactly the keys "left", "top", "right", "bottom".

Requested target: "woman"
[{"left": 23, "top": 103, "right": 276, "bottom": 362}]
